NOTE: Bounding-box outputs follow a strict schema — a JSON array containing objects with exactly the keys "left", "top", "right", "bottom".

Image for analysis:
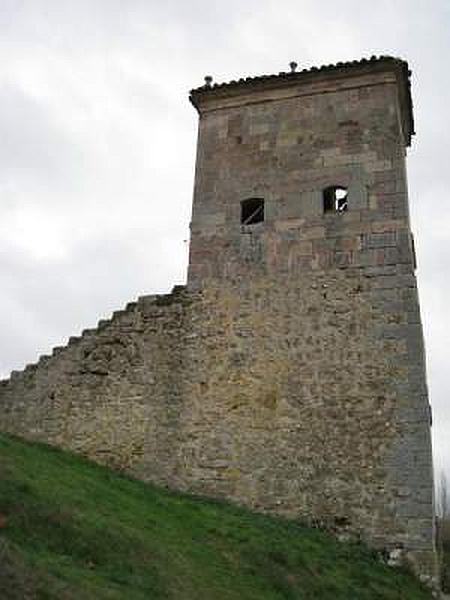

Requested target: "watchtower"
[
  {"left": 0, "top": 56, "right": 437, "bottom": 583},
  {"left": 187, "top": 57, "right": 436, "bottom": 580}
]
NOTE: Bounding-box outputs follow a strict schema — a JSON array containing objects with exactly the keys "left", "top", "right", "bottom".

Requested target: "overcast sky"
[{"left": 0, "top": 0, "right": 449, "bottom": 482}]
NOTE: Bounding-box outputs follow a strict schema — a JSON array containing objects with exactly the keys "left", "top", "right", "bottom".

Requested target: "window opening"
[
  {"left": 323, "top": 186, "right": 348, "bottom": 213},
  {"left": 241, "top": 198, "right": 264, "bottom": 225}
]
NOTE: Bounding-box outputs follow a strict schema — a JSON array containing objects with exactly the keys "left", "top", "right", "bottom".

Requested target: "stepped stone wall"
[
  {"left": 0, "top": 269, "right": 435, "bottom": 579},
  {"left": 0, "top": 289, "right": 192, "bottom": 471},
  {"left": 0, "top": 57, "right": 437, "bottom": 585}
]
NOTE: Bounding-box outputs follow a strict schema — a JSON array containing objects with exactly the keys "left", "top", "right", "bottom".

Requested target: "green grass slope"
[{"left": 0, "top": 433, "right": 432, "bottom": 600}]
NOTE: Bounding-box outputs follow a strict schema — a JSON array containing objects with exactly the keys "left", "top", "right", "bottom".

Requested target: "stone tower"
[
  {"left": 188, "top": 57, "right": 436, "bottom": 579},
  {"left": 0, "top": 56, "right": 437, "bottom": 583}
]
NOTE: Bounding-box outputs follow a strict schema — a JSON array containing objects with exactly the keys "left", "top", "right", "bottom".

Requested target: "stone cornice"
[{"left": 189, "top": 56, "right": 414, "bottom": 146}]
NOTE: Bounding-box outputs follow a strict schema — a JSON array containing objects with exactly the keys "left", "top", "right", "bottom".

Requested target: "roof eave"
[{"left": 189, "top": 56, "right": 415, "bottom": 146}]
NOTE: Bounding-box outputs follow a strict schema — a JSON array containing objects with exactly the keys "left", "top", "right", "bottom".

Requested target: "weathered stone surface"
[{"left": 0, "top": 57, "right": 437, "bottom": 585}]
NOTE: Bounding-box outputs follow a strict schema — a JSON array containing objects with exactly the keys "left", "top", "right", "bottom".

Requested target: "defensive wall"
[{"left": 0, "top": 56, "right": 437, "bottom": 583}]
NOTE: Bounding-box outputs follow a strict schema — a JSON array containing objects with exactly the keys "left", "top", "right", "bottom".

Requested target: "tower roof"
[{"left": 189, "top": 56, "right": 414, "bottom": 146}]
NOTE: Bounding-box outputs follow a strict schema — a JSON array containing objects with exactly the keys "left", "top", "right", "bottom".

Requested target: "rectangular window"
[
  {"left": 323, "top": 186, "right": 348, "bottom": 213},
  {"left": 241, "top": 198, "right": 264, "bottom": 225}
]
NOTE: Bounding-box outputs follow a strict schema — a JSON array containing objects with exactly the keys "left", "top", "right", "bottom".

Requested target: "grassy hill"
[{"left": 0, "top": 433, "right": 433, "bottom": 599}]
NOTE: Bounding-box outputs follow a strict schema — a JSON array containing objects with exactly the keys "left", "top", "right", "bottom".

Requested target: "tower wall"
[
  {"left": 0, "top": 58, "right": 437, "bottom": 583},
  {"left": 186, "top": 58, "right": 436, "bottom": 578},
  {"left": 188, "top": 64, "right": 412, "bottom": 287}
]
